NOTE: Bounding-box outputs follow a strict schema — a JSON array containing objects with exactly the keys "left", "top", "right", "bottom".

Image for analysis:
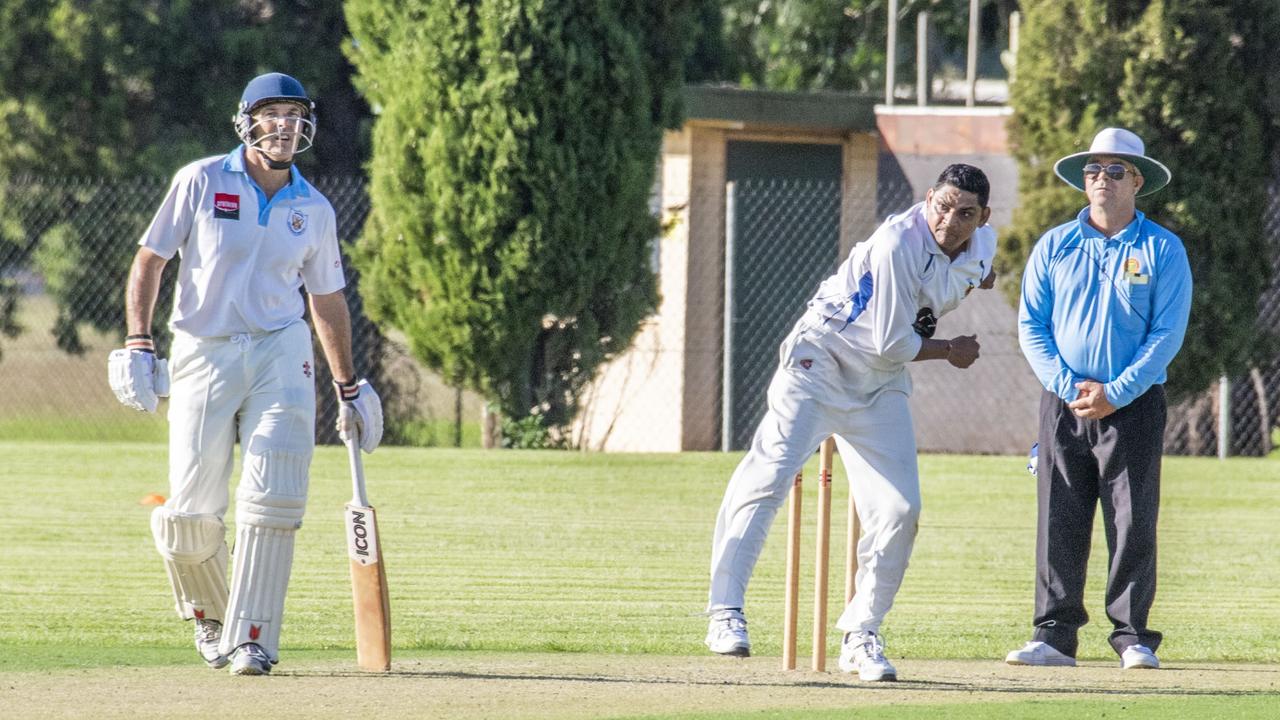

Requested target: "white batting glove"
[
  {"left": 108, "top": 335, "right": 166, "bottom": 412},
  {"left": 335, "top": 378, "right": 383, "bottom": 453}
]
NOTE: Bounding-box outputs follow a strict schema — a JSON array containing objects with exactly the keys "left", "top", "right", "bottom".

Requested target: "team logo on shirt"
[
  {"left": 288, "top": 208, "right": 307, "bottom": 235},
  {"left": 213, "top": 193, "right": 240, "bottom": 220}
]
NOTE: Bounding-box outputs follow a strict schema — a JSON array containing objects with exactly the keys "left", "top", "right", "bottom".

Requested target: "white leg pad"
[
  {"left": 220, "top": 450, "right": 309, "bottom": 661},
  {"left": 150, "top": 508, "right": 229, "bottom": 622}
]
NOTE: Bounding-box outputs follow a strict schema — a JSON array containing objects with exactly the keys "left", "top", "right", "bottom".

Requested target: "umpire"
[{"left": 1007, "top": 128, "right": 1192, "bottom": 670}]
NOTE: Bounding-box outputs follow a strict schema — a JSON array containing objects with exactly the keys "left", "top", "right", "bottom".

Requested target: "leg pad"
[{"left": 151, "top": 508, "right": 229, "bottom": 621}]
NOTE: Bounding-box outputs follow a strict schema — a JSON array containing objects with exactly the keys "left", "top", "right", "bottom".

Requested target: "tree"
[
  {"left": 0, "top": 0, "right": 370, "bottom": 356},
  {"left": 345, "top": 0, "right": 693, "bottom": 443},
  {"left": 1002, "top": 0, "right": 1280, "bottom": 399}
]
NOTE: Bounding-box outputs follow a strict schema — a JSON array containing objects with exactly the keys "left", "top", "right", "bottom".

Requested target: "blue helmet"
[{"left": 233, "top": 72, "right": 317, "bottom": 158}]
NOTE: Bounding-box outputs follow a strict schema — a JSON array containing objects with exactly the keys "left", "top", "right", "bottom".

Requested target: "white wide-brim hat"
[{"left": 1053, "top": 127, "right": 1172, "bottom": 197}]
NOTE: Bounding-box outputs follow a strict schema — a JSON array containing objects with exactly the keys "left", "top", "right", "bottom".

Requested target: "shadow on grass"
[{"left": 276, "top": 667, "right": 1280, "bottom": 698}]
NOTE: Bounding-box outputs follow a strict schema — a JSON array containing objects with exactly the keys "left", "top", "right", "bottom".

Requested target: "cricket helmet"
[{"left": 233, "top": 72, "right": 317, "bottom": 159}]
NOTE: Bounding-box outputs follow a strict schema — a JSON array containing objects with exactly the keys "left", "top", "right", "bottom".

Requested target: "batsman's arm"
[
  {"left": 309, "top": 291, "right": 356, "bottom": 384},
  {"left": 125, "top": 248, "right": 168, "bottom": 337}
]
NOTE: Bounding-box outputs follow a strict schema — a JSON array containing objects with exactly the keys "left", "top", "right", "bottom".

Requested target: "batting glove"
[
  {"left": 107, "top": 335, "right": 168, "bottom": 412},
  {"left": 336, "top": 378, "right": 383, "bottom": 453}
]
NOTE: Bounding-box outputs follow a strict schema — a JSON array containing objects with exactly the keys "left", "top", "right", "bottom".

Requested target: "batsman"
[
  {"left": 108, "top": 72, "right": 383, "bottom": 675},
  {"left": 706, "top": 165, "right": 996, "bottom": 681}
]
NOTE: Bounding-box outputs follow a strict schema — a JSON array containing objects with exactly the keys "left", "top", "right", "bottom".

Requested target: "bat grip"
[{"left": 345, "top": 425, "right": 369, "bottom": 507}]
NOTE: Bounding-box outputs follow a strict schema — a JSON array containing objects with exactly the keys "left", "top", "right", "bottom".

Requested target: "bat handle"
[{"left": 345, "top": 425, "right": 369, "bottom": 508}]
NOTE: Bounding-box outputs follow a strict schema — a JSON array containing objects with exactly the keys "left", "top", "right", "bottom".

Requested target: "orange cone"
[{"left": 139, "top": 493, "right": 166, "bottom": 506}]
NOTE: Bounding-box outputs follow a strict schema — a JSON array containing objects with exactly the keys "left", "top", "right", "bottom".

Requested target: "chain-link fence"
[
  {"left": 0, "top": 173, "right": 1276, "bottom": 455},
  {"left": 723, "top": 178, "right": 843, "bottom": 449},
  {"left": 0, "top": 176, "right": 482, "bottom": 446},
  {"left": 1163, "top": 186, "right": 1280, "bottom": 456}
]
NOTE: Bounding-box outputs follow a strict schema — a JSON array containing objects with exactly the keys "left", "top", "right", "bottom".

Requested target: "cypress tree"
[{"left": 346, "top": 0, "right": 691, "bottom": 442}]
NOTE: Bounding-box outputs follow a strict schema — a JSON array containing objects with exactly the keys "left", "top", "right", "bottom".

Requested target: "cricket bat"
[{"left": 344, "top": 429, "right": 391, "bottom": 671}]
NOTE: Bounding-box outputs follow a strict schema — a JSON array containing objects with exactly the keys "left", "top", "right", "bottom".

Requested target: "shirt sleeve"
[
  {"left": 866, "top": 227, "right": 924, "bottom": 364},
  {"left": 1019, "top": 233, "right": 1084, "bottom": 401},
  {"left": 139, "top": 166, "right": 200, "bottom": 259},
  {"left": 1103, "top": 240, "right": 1193, "bottom": 407},
  {"left": 301, "top": 203, "right": 347, "bottom": 295}
]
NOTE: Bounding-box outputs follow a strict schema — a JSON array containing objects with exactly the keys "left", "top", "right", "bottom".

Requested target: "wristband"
[
  {"left": 334, "top": 378, "right": 360, "bottom": 401},
  {"left": 125, "top": 334, "right": 155, "bottom": 353}
]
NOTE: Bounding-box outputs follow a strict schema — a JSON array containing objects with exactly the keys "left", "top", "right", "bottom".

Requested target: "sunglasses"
[{"left": 1083, "top": 163, "right": 1138, "bottom": 181}]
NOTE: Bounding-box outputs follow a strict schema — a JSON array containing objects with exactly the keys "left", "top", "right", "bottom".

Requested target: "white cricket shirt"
[
  {"left": 140, "top": 146, "right": 346, "bottom": 337},
  {"left": 806, "top": 202, "right": 996, "bottom": 374}
]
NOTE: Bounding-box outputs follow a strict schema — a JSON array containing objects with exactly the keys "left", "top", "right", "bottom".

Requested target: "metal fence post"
[
  {"left": 1218, "top": 374, "right": 1231, "bottom": 459},
  {"left": 885, "top": 0, "right": 898, "bottom": 106},
  {"left": 917, "top": 11, "right": 930, "bottom": 106},
  {"left": 722, "top": 181, "right": 737, "bottom": 452},
  {"left": 965, "top": 0, "right": 979, "bottom": 107}
]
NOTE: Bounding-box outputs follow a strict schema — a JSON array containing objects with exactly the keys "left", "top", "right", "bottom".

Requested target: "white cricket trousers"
[
  {"left": 159, "top": 320, "right": 316, "bottom": 660},
  {"left": 165, "top": 320, "right": 317, "bottom": 516},
  {"left": 707, "top": 326, "right": 921, "bottom": 634}
]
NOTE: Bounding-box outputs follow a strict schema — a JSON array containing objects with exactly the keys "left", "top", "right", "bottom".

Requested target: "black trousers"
[{"left": 1032, "top": 385, "right": 1165, "bottom": 658}]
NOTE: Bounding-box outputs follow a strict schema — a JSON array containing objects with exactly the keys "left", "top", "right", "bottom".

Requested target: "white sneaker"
[
  {"left": 229, "top": 643, "right": 272, "bottom": 676},
  {"left": 838, "top": 631, "right": 897, "bottom": 681},
  {"left": 194, "top": 618, "right": 228, "bottom": 669},
  {"left": 1121, "top": 644, "right": 1160, "bottom": 669},
  {"left": 704, "top": 609, "right": 750, "bottom": 657},
  {"left": 1005, "top": 641, "right": 1077, "bottom": 667}
]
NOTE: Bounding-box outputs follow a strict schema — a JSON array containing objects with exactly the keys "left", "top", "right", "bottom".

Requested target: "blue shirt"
[{"left": 1018, "top": 207, "right": 1192, "bottom": 408}]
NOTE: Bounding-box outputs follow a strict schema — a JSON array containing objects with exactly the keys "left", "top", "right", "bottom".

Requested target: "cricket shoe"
[
  {"left": 1005, "top": 641, "right": 1077, "bottom": 667},
  {"left": 1121, "top": 645, "right": 1160, "bottom": 670},
  {"left": 228, "top": 643, "right": 272, "bottom": 676},
  {"left": 704, "top": 609, "right": 751, "bottom": 657},
  {"left": 194, "top": 618, "right": 228, "bottom": 669},
  {"left": 838, "top": 631, "right": 897, "bottom": 681}
]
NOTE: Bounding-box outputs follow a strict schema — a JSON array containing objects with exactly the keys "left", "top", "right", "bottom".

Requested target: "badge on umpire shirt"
[{"left": 1124, "top": 256, "right": 1149, "bottom": 285}]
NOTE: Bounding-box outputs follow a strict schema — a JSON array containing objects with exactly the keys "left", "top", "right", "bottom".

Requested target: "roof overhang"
[{"left": 683, "top": 85, "right": 879, "bottom": 135}]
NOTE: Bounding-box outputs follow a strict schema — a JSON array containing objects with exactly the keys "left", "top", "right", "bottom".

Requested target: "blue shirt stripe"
[{"left": 838, "top": 271, "right": 874, "bottom": 330}]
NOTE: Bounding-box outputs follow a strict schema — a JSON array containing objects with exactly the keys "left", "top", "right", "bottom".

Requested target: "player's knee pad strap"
[{"left": 150, "top": 507, "right": 229, "bottom": 621}]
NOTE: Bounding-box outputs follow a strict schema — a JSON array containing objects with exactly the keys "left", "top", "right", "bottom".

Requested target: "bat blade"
[{"left": 346, "top": 502, "right": 391, "bottom": 671}]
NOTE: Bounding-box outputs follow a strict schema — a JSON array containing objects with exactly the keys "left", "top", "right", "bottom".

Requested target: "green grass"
[
  {"left": 1, "top": 443, "right": 1277, "bottom": 718},
  {"left": 0, "top": 414, "right": 169, "bottom": 442},
  {"left": 620, "top": 696, "right": 1280, "bottom": 720},
  {"left": 3, "top": 444, "right": 1277, "bottom": 668},
  {"left": 384, "top": 417, "right": 484, "bottom": 447}
]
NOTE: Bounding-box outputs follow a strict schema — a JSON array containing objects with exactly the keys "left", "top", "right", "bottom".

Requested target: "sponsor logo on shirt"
[
  {"left": 213, "top": 193, "right": 240, "bottom": 220},
  {"left": 288, "top": 208, "right": 307, "bottom": 235}
]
